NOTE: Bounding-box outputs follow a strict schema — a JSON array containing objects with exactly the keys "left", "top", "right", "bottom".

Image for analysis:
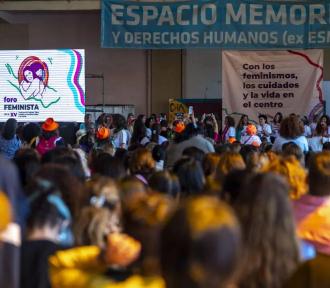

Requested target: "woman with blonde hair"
[
  {"left": 262, "top": 155, "right": 307, "bottom": 200},
  {"left": 216, "top": 152, "right": 246, "bottom": 183},
  {"left": 75, "top": 176, "right": 122, "bottom": 247},
  {"left": 75, "top": 207, "right": 120, "bottom": 249}
]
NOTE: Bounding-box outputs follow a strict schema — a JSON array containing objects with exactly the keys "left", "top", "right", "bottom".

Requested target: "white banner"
[
  {"left": 222, "top": 50, "right": 324, "bottom": 124},
  {"left": 0, "top": 49, "right": 85, "bottom": 122}
]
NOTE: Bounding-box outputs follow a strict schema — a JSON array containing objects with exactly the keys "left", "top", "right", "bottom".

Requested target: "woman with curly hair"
[
  {"left": 308, "top": 119, "right": 330, "bottom": 152},
  {"left": 257, "top": 114, "right": 272, "bottom": 143},
  {"left": 273, "top": 115, "right": 308, "bottom": 153}
]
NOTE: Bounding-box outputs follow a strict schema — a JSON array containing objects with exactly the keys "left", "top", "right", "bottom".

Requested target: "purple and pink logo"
[{"left": 18, "top": 56, "right": 49, "bottom": 100}]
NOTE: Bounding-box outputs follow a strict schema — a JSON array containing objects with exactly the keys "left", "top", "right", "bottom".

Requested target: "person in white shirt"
[
  {"left": 145, "top": 117, "right": 156, "bottom": 139},
  {"left": 257, "top": 114, "right": 272, "bottom": 143},
  {"left": 221, "top": 116, "right": 236, "bottom": 143},
  {"left": 150, "top": 123, "right": 168, "bottom": 145},
  {"left": 273, "top": 115, "right": 309, "bottom": 153},
  {"left": 301, "top": 116, "right": 312, "bottom": 138},
  {"left": 309, "top": 121, "right": 330, "bottom": 152},
  {"left": 309, "top": 114, "right": 320, "bottom": 135},
  {"left": 111, "top": 114, "right": 130, "bottom": 149},
  {"left": 236, "top": 114, "right": 248, "bottom": 142},
  {"left": 240, "top": 124, "right": 261, "bottom": 147},
  {"left": 271, "top": 112, "right": 283, "bottom": 141}
]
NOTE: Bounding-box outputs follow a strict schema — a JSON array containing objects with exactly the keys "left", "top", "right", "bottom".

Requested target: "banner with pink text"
[{"left": 222, "top": 50, "right": 324, "bottom": 124}]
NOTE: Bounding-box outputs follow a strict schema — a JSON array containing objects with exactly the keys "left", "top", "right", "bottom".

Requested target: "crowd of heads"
[{"left": 1, "top": 110, "right": 330, "bottom": 287}]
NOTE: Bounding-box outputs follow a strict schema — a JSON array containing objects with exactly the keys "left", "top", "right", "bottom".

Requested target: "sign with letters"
[
  {"left": 169, "top": 99, "right": 188, "bottom": 123},
  {"left": 222, "top": 50, "right": 324, "bottom": 123},
  {"left": 0, "top": 49, "right": 85, "bottom": 122},
  {"left": 102, "top": 0, "right": 330, "bottom": 49}
]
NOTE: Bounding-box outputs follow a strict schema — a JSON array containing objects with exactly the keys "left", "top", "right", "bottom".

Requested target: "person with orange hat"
[
  {"left": 240, "top": 124, "right": 261, "bottom": 147},
  {"left": 166, "top": 123, "right": 214, "bottom": 169},
  {"left": 36, "top": 118, "right": 64, "bottom": 155},
  {"left": 95, "top": 126, "right": 111, "bottom": 148},
  {"left": 172, "top": 120, "right": 185, "bottom": 134}
]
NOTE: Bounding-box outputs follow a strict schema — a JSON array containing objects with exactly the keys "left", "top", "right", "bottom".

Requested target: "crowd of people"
[{"left": 0, "top": 111, "right": 330, "bottom": 287}]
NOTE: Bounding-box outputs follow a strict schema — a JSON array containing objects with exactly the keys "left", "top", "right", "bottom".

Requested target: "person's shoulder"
[
  {"left": 252, "top": 135, "right": 261, "bottom": 141},
  {"left": 194, "top": 134, "right": 209, "bottom": 143},
  {"left": 198, "top": 135, "right": 215, "bottom": 150},
  {"left": 273, "top": 135, "right": 284, "bottom": 143},
  {"left": 296, "top": 135, "right": 308, "bottom": 143},
  {"left": 159, "top": 135, "right": 168, "bottom": 144},
  {"left": 22, "top": 240, "right": 61, "bottom": 258},
  {"left": 272, "top": 135, "right": 285, "bottom": 150}
]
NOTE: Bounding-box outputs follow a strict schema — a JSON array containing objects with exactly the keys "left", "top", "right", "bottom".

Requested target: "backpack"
[{"left": 36, "top": 136, "right": 59, "bottom": 155}]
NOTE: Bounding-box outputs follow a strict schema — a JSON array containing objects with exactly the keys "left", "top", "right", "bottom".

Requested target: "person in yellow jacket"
[
  {"left": 49, "top": 193, "right": 173, "bottom": 288},
  {"left": 50, "top": 233, "right": 164, "bottom": 288}
]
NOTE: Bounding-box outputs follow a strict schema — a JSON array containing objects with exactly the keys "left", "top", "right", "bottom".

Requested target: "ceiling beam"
[{"left": 0, "top": 1, "right": 101, "bottom": 11}]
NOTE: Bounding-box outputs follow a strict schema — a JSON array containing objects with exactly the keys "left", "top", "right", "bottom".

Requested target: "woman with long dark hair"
[
  {"left": 150, "top": 123, "right": 167, "bottom": 145},
  {"left": 236, "top": 114, "right": 248, "bottom": 142},
  {"left": 203, "top": 113, "right": 219, "bottom": 144},
  {"left": 0, "top": 118, "right": 21, "bottom": 159},
  {"left": 271, "top": 112, "right": 283, "bottom": 140},
  {"left": 21, "top": 187, "right": 71, "bottom": 288},
  {"left": 111, "top": 114, "right": 130, "bottom": 149},
  {"left": 172, "top": 158, "right": 205, "bottom": 198},
  {"left": 145, "top": 116, "right": 155, "bottom": 139},
  {"left": 221, "top": 116, "right": 236, "bottom": 143},
  {"left": 308, "top": 121, "right": 330, "bottom": 152},
  {"left": 130, "top": 118, "right": 149, "bottom": 147},
  {"left": 257, "top": 114, "right": 272, "bottom": 143},
  {"left": 234, "top": 173, "right": 299, "bottom": 288}
]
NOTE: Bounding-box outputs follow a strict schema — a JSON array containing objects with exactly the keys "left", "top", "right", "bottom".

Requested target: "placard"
[{"left": 222, "top": 50, "right": 324, "bottom": 122}]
